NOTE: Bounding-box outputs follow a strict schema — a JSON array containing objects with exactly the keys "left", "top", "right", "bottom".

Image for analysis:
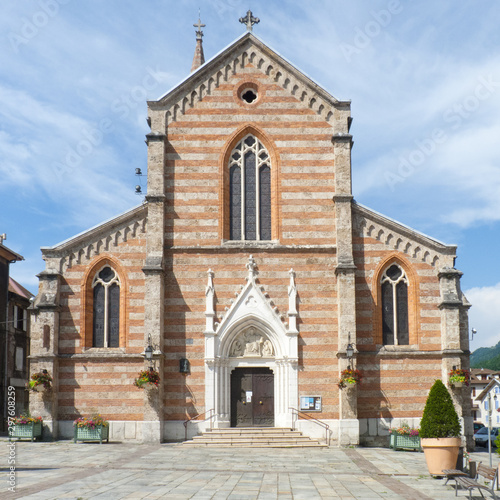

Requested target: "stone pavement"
[{"left": 1, "top": 439, "right": 498, "bottom": 499}]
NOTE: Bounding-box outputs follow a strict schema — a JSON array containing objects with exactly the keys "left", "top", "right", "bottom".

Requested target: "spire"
[{"left": 191, "top": 13, "right": 205, "bottom": 73}]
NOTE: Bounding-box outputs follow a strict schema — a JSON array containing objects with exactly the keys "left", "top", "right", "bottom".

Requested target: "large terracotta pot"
[{"left": 421, "top": 437, "right": 461, "bottom": 475}]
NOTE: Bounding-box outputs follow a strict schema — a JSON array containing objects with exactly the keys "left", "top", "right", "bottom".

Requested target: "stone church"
[{"left": 29, "top": 14, "right": 472, "bottom": 446}]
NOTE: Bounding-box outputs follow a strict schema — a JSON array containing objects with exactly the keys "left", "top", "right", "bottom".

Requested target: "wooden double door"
[{"left": 230, "top": 367, "right": 274, "bottom": 427}]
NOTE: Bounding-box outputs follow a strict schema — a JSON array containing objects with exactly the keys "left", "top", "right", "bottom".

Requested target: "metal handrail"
[
  {"left": 289, "top": 407, "right": 330, "bottom": 446},
  {"left": 183, "top": 408, "right": 216, "bottom": 441}
]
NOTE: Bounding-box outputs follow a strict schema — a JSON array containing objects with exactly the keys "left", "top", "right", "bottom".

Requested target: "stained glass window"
[
  {"left": 230, "top": 165, "right": 241, "bottom": 240},
  {"left": 381, "top": 264, "right": 409, "bottom": 345},
  {"left": 92, "top": 266, "right": 120, "bottom": 347},
  {"left": 229, "top": 135, "right": 271, "bottom": 241},
  {"left": 245, "top": 151, "right": 256, "bottom": 240},
  {"left": 259, "top": 166, "right": 271, "bottom": 240}
]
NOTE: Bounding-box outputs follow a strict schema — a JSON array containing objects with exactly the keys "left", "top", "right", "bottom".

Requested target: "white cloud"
[{"left": 466, "top": 283, "right": 500, "bottom": 350}]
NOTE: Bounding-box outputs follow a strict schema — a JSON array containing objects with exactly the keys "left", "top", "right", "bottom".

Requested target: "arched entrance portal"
[
  {"left": 203, "top": 257, "right": 299, "bottom": 429},
  {"left": 231, "top": 367, "right": 274, "bottom": 427}
]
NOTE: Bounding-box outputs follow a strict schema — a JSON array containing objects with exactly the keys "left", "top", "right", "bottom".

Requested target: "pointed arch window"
[
  {"left": 229, "top": 135, "right": 271, "bottom": 240},
  {"left": 92, "top": 266, "right": 120, "bottom": 347},
  {"left": 381, "top": 263, "right": 409, "bottom": 345}
]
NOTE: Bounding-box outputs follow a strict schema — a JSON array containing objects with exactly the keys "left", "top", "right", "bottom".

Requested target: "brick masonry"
[{"left": 29, "top": 33, "right": 471, "bottom": 446}]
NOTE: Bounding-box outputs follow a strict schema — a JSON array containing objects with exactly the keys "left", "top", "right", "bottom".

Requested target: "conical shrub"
[{"left": 420, "top": 379, "right": 461, "bottom": 438}]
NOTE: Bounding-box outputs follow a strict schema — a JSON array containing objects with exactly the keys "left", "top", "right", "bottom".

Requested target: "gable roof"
[
  {"left": 148, "top": 32, "right": 350, "bottom": 125},
  {"left": 0, "top": 243, "right": 23, "bottom": 263},
  {"left": 9, "top": 277, "right": 34, "bottom": 299},
  {"left": 476, "top": 378, "right": 500, "bottom": 402},
  {"left": 40, "top": 204, "right": 147, "bottom": 271},
  {"left": 352, "top": 201, "right": 457, "bottom": 269}
]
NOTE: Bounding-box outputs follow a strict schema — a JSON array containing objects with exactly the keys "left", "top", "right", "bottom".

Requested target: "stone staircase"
[{"left": 182, "top": 427, "right": 327, "bottom": 448}]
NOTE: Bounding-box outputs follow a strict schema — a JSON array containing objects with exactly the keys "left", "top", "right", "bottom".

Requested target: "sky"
[{"left": 1, "top": 0, "right": 499, "bottom": 349}]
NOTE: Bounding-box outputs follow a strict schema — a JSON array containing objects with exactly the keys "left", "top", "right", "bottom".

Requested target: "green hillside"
[{"left": 471, "top": 341, "right": 500, "bottom": 370}]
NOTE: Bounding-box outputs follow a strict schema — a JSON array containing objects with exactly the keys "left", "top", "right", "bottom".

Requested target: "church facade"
[{"left": 29, "top": 22, "right": 472, "bottom": 446}]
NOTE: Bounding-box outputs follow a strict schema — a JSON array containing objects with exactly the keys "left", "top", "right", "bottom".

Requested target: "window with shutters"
[
  {"left": 92, "top": 266, "right": 120, "bottom": 347},
  {"left": 229, "top": 135, "right": 271, "bottom": 241},
  {"left": 381, "top": 263, "right": 409, "bottom": 345}
]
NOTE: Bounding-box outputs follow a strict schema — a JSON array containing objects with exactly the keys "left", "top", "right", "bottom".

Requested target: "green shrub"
[
  {"left": 420, "top": 379, "right": 461, "bottom": 438},
  {"left": 495, "top": 433, "right": 500, "bottom": 454}
]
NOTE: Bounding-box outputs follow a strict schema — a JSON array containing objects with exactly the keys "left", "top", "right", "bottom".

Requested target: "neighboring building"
[
  {"left": 29, "top": 16, "right": 472, "bottom": 446},
  {"left": 471, "top": 368, "right": 500, "bottom": 426},
  {"left": 0, "top": 236, "right": 30, "bottom": 432},
  {"left": 7, "top": 278, "right": 33, "bottom": 416},
  {"left": 475, "top": 377, "right": 500, "bottom": 428}
]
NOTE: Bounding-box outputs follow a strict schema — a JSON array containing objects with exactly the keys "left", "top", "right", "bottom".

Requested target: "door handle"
[{"left": 259, "top": 401, "right": 263, "bottom": 405}]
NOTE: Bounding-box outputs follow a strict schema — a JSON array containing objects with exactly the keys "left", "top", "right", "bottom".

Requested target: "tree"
[{"left": 420, "top": 379, "right": 461, "bottom": 438}]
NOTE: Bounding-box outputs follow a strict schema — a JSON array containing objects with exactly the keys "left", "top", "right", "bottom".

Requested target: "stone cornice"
[
  {"left": 335, "top": 265, "right": 357, "bottom": 276},
  {"left": 145, "top": 194, "right": 167, "bottom": 203},
  {"left": 332, "top": 194, "right": 353, "bottom": 202},
  {"left": 331, "top": 133, "right": 353, "bottom": 144},
  {"left": 145, "top": 132, "right": 166, "bottom": 145},
  {"left": 438, "top": 299, "right": 465, "bottom": 310},
  {"left": 438, "top": 267, "right": 464, "bottom": 279},
  {"left": 357, "top": 346, "right": 469, "bottom": 359},
  {"left": 167, "top": 244, "right": 336, "bottom": 254},
  {"left": 28, "top": 354, "right": 57, "bottom": 361},
  {"left": 58, "top": 352, "right": 144, "bottom": 360}
]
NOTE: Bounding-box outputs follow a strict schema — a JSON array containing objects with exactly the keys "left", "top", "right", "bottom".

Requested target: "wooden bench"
[
  {"left": 454, "top": 463, "right": 498, "bottom": 499},
  {"left": 442, "top": 468, "right": 467, "bottom": 485}
]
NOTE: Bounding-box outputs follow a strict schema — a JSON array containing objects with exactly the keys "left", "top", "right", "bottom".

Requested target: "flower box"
[
  {"left": 74, "top": 424, "right": 109, "bottom": 444},
  {"left": 9, "top": 422, "right": 43, "bottom": 442},
  {"left": 393, "top": 434, "right": 421, "bottom": 451}
]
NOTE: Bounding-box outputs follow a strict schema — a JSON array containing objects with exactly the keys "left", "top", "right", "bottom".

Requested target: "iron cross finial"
[
  {"left": 193, "top": 13, "right": 205, "bottom": 40},
  {"left": 239, "top": 10, "right": 259, "bottom": 32}
]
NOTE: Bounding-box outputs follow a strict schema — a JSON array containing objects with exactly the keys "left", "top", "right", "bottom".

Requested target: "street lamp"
[{"left": 488, "top": 391, "right": 498, "bottom": 467}]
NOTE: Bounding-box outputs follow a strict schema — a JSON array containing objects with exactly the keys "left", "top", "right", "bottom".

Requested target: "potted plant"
[
  {"left": 73, "top": 413, "right": 109, "bottom": 444},
  {"left": 448, "top": 368, "right": 470, "bottom": 388},
  {"left": 338, "top": 367, "right": 362, "bottom": 389},
  {"left": 420, "top": 379, "right": 462, "bottom": 475},
  {"left": 27, "top": 369, "right": 52, "bottom": 392},
  {"left": 8, "top": 414, "right": 43, "bottom": 442},
  {"left": 389, "top": 422, "right": 421, "bottom": 451},
  {"left": 134, "top": 367, "right": 160, "bottom": 390}
]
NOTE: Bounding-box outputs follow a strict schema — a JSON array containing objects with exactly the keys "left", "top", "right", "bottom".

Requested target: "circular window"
[
  {"left": 241, "top": 89, "right": 257, "bottom": 103},
  {"left": 236, "top": 81, "right": 260, "bottom": 106}
]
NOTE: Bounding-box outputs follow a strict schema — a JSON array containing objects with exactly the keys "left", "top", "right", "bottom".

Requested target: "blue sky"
[{"left": 2, "top": 1, "right": 500, "bottom": 349}]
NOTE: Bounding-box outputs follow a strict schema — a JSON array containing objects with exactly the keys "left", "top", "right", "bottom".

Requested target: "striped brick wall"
[
  {"left": 353, "top": 225, "right": 447, "bottom": 418},
  {"left": 163, "top": 251, "right": 340, "bottom": 420},
  {"left": 56, "top": 237, "right": 147, "bottom": 422},
  {"left": 161, "top": 66, "right": 337, "bottom": 247},
  {"left": 155, "top": 60, "right": 343, "bottom": 421}
]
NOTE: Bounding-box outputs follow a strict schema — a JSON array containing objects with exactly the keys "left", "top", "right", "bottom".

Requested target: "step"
[{"left": 183, "top": 427, "right": 327, "bottom": 448}]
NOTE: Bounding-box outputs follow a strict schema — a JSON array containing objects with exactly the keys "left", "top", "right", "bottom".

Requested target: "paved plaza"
[{"left": 1, "top": 439, "right": 498, "bottom": 499}]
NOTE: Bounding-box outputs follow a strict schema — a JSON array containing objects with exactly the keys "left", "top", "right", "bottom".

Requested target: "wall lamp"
[
  {"left": 346, "top": 332, "right": 354, "bottom": 369},
  {"left": 179, "top": 358, "right": 190, "bottom": 375}
]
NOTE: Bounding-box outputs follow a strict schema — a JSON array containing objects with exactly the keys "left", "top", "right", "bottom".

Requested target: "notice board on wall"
[{"left": 299, "top": 396, "right": 322, "bottom": 412}]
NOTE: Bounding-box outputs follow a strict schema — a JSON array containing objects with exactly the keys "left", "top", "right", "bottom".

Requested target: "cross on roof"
[
  {"left": 193, "top": 15, "right": 205, "bottom": 39},
  {"left": 239, "top": 10, "right": 259, "bottom": 32}
]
